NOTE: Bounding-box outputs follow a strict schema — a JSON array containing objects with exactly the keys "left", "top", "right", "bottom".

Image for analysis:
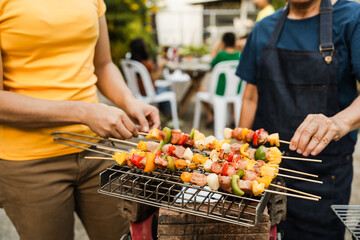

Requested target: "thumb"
[{"left": 137, "top": 114, "right": 149, "bottom": 133}]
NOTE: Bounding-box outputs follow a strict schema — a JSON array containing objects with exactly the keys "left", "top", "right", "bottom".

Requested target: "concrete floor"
[{"left": 1, "top": 90, "right": 360, "bottom": 239}]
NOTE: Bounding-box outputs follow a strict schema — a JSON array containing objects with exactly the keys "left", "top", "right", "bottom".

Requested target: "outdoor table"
[{"left": 167, "top": 61, "right": 211, "bottom": 116}]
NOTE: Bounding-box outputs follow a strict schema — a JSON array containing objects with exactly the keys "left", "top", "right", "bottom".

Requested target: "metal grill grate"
[
  {"left": 99, "top": 165, "right": 272, "bottom": 227},
  {"left": 332, "top": 205, "right": 360, "bottom": 239}
]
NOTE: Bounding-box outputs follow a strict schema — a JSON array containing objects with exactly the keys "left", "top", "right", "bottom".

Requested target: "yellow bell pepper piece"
[
  {"left": 144, "top": 152, "right": 156, "bottom": 172},
  {"left": 130, "top": 149, "right": 146, "bottom": 156},
  {"left": 252, "top": 181, "right": 265, "bottom": 196},
  {"left": 241, "top": 128, "right": 251, "bottom": 142},
  {"left": 246, "top": 159, "right": 256, "bottom": 171},
  {"left": 240, "top": 143, "right": 250, "bottom": 157},
  {"left": 175, "top": 159, "right": 188, "bottom": 169},
  {"left": 260, "top": 164, "right": 278, "bottom": 178},
  {"left": 146, "top": 128, "right": 160, "bottom": 140},
  {"left": 137, "top": 140, "right": 147, "bottom": 151},
  {"left": 257, "top": 176, "right": 273, "bottom": 188},
  {"left": 181, "top": 172, "right": 192, "bottom": 182},
  {"left": 193, "top": 130, "right": 205, "bottom": 141},
  {"left": 200, "top": 156, "right": 209, "bottom": 165},
  {"left": 268, "top": 133, "right": 280, "bottom": 147},
  {"left": 112, "top": 152, "right": 129, "bottom": 165},
  {"left": 192, "top": 153, "right": 206, "bottom": 164},
  {"left": 268, "top": 147, "right": 282, "bottom": 164}
]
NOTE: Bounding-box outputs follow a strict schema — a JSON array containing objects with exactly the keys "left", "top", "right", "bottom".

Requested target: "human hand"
[
  {"left": 157, "top": 56, "right": 168, "bottom": 69},
  {"left": 123, "top": 99, "right": 161, "bottom": 132},
  {"left": 83, "top": 103, "right": 138, "bottom": 139},
  {"left": 289, "top": 114, "right": 350, "bottom": 156}
]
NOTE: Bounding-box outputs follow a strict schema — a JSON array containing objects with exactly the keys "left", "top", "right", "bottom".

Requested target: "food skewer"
[
  {"left": 142, "top": 127, "right": 322, "bottom": 162},
  {"left": 52, "top": 131, "right": 321, "bottom": 200},
  {"left": 279, "top": 140, "right": 291, "bottom": 145},
  {"left": 270, "top": 183, "right": 321, "bottom": 199},
  {"left": 111, "top": 139, "right": 322, "bottom": 177},
  {"left": 82, "top": 152, "right": 319, "bottom": 200},
  {"left": 278, "top": 167, "right": 318, "bottom": 178},
  {"left": 264, "top": 189, "right": 318, "bottom": 201},
  {"left": 83, "top": 157, "right": 321, "bottom": 199},
  {"left": 276, "top": 173, "right": 322, "bottom": 184}
]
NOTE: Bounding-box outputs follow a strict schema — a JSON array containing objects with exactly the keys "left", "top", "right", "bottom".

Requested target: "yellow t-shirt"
[
  {"left": 256, "top": 4, "right": 275, "bottom": 22},
  {"left": 0, "top": 0, "right": 106, "bottom": 160}
]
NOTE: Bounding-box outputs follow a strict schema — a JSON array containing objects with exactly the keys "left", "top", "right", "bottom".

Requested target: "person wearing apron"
[{"left": 236, "top": 0, "right": 360, "bottom": 238}]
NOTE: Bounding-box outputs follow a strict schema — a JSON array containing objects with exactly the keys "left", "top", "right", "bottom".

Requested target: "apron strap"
[
  {"left": 268, "top": 0, "right": 334, "bottom": 64},
  {"left": 267, "top": 4, "right": 289, "bottom": 47},
  {"left": 319, "top": 0, "right": 334, "bottom": 64}
]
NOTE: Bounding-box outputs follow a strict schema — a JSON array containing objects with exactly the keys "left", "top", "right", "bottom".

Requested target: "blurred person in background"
[
  {"left": 235, "top": 35, "right": 248, "bottom": 53},
  {"left": 130, "top": 38, "right": 171, "bottom": 120},
  {"left": 253, "top": 0, "right": 275, "bottom": 22},
  {"left": 202, "top": 32, "right": 241, "bottom": 128},
  {"left": 237, "top": 0, "right": 360, "bottom": 238},
  {"left": 0, "top": 1, "right": 160, "bottom": 239}
]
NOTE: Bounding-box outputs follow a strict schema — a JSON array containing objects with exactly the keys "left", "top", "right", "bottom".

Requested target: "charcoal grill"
[
  {"left": 332, "top": 205, "right": 360, "bottom": 240},
  {"left": 99, "top": 164, "right": 272, "bottom": 227}
]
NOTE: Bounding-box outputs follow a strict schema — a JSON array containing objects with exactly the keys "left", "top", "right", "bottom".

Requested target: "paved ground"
[{"left": 1, "top": 90, "right": 360, "bottom": 239}]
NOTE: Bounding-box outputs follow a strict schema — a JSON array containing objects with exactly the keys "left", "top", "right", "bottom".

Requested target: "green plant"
[
  {"left": 179, "top": 45, "right": 210, "bottom": 58},
  {"left": 104, "top": 0, "right": 158, "bottom": 63}
]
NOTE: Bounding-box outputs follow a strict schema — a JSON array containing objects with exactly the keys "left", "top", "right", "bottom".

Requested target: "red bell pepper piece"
[
  {"left": 178, "top": 134, "right": 188, "bottom": 145},
  {"left": 222, "top": 162, "right": 229, "bottom": 176},
  {"left": 227, "top": 152, "right": 234, "bottom": 162},
  {"left": 131, "top": 154, "right": 145, "bottom": 169},
  {"left": 168, "top": 145, "right": 176, "bottom": 156},
  {"left": 253, "top": 128, "right": 264, "bottom": 146},
  {"left": 154, "top": 150, "right": 162, "bottom": 156}
]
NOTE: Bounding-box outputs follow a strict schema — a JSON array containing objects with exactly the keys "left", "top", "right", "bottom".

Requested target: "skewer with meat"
[
  {"left": 223, "top": 127, "right": 280, "bottom": 147},
  {"left": 216, "top": 143, "right": 282, "bottom": 165},
  {"left": 113, "top": 149, "right": 277, "bottom": 197}
]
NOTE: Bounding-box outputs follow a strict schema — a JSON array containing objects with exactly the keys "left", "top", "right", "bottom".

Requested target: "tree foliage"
[{"left": 104, "top": 0, "right": 158, "bottom": 63}]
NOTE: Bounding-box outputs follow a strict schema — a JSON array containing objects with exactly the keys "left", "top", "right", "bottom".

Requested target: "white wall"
[{"left": 156, "top": 1, "right": 203, "bottom": 46}]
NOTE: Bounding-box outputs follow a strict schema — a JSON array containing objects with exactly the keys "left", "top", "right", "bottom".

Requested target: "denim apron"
[{"left": 253, "top": 0, "right": 354, "bottom": 239}]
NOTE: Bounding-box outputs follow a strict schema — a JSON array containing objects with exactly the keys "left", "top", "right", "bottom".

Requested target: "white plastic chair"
[
  {"left": 120, "top": 59, "right": 180, "bottom": 130},
  {"left": 192, "top": 60, "right": 245, "bottom": 139}
]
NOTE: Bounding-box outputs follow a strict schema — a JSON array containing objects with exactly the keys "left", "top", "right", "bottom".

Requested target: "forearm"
[
  {"left": 95, "top": 62, "right": 136, "bottom": 111},
  {"left": 332, "top": 96, "right": 360, "bottom": 134},
  {"left": 239, "top": 83, "right": 258, "bottom": 128},
  {"left": 0, "top": 91, "right": 88, "bottom": 128},
  {"left": 239, "top": 98, "right": 257, "bottom": 128}
]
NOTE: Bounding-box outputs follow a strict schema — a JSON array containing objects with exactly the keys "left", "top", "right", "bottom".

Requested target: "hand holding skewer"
[{"left": 290, "top": 114, "right": 350, "bottom": 157}]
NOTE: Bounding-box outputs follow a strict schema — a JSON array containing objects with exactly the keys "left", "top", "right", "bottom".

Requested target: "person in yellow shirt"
[
  {"left": 0, "top": 0, "right": 160, "bottom": 239},
  {"left": 253, "top": 0, "right": 276, "bottom": 22}
]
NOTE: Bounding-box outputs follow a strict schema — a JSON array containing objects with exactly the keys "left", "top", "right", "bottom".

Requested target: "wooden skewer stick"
[
  {"left": 109, "top": 138, "right": 138, "bottom": 147},
  {"left": 264, "top": 189, "right": 319, "bottom": 201},
  {"left": 282, "top": 156, "right": 322, "bottom": 163},
  {"left": 96, "top": 145, "right": 118, "bottom": 153},
  {"left": 85, "top": 156, "right": 114, "bottom": 160},
  {"left": 138, "top": 132, "right": 148, "bottom": 136},
  {"left": 270, "top": 183, "right": 321, "bottom": 199},
  {"left": 279, "top": 167, "right": 318, "bottom": 178},
  {"left": 277, "top": 173, "right": 323, "bottom": 184},
  {"left": 279, "top": 140, "right": 291, "bottom": 145}
]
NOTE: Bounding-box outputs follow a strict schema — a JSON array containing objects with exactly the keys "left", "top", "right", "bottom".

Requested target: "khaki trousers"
[{"left": 0, "top": 149, "right": 129, "bottom": 240}]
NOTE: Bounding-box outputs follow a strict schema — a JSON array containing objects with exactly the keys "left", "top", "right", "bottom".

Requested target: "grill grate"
[
  {"left": 332, "top": 205, "right": 360, "bottom": 239},
  {"left": 99, "top": 165, "right": 271, "bottom": 227}
]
